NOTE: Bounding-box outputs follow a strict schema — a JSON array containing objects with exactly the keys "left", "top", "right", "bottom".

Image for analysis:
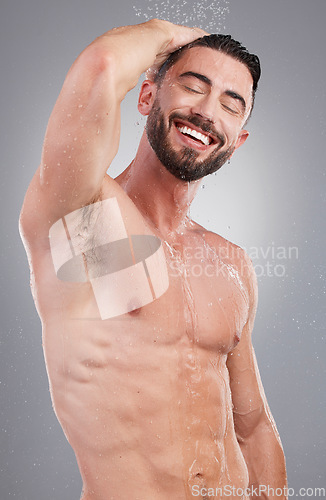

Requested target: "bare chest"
[
  {"left": 41, "top": 211, "right": 249, "bottom": 354},
  {"left": 141, "top": 245, "right": 248, "bottom": 353},
  {"left": 115, "top": 239, "right": 250, "bottom": 354}
]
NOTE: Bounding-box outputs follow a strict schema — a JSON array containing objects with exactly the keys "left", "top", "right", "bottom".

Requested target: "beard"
[{"left": 146, "top": 98, "right": 235, "bottom": 182}]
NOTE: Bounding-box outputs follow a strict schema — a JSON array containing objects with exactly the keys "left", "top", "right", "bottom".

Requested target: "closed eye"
[
  {"left": 222, "top": 90, "right": 247, "bottom": 116},
  {"left": 222, "top": 103, "right": 239, "bottom": 114},
  {"left": 183, "top": 85, "right": 204, "bottom": 95}
]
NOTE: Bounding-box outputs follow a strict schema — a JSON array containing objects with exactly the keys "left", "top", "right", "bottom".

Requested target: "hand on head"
[{"left": 146, "top": 20, "right": 208, "bottom": 81}]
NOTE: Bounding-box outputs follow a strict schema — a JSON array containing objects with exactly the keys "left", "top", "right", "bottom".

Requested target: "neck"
[{"left": 115, "top": 131, "right": 202, "bottom": 237}]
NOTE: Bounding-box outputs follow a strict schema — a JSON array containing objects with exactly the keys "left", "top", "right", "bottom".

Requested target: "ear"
[
  {"left": 235, "top": 129, "right": 249, "bottom": 150},
  {"left": 138, "top": 80, "right": 157, "bottom": 116},
  {"left": 230, "top": 129, "right": 249, "bottom": 158}
]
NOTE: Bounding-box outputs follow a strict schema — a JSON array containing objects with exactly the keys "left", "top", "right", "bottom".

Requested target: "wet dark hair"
[{"left": 154, "top": 34, "right": 261, "bottom": 111}]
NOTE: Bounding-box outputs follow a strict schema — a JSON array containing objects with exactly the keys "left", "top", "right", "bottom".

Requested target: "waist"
[{"left": 77, "top": 432, "right": 249, "bottom": 500}]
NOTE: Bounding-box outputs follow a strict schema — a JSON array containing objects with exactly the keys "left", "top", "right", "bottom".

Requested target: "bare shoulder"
[{"left": 190, "top": 219, "right": 258, "bottom": 306}]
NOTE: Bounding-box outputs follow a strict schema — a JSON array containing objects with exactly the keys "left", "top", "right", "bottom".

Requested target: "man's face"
[{"left": 144, "top": 46, "right": 253, "bottom": 182}]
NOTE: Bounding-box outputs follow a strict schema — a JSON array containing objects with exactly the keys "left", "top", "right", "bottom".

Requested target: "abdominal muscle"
[{"left": 43, "top": 310, "right": 249, "bottom": 500}]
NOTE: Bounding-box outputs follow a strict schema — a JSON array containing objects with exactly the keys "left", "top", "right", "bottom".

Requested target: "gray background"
[{"left": 1, "top": 0, "right": 325, "bottom": 498}]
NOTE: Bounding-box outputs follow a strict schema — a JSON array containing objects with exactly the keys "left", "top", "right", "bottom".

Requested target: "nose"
[{"left": 190, "top": 94, "right": 216, "bottom": 124}]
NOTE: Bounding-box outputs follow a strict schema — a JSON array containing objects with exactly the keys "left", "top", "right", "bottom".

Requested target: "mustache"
[{"left": 169, "top": 112, "right": 226, "bottom": 148}]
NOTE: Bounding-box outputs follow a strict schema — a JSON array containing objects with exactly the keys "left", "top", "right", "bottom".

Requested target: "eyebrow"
[
  {"left": 179, "top": 71, "right": 212, "bottom": 86},
  {"left": 179, "top": 71, "right": 247, "bottom": 113}
]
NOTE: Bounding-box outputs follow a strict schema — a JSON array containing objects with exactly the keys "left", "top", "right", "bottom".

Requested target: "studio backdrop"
[{"left": 1, "top": 0, "right": 325, "bottom": 498}]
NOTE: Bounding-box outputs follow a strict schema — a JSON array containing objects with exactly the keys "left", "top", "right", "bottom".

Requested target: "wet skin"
[
  {"left": 38, "top": 178, "right": 251, "bottom": 500},
  {"left": 20, "top": 34, "right": 286, "bottom": 499},
  {"left": 24, "top": 50, "right": 254, "bottom": 499}
]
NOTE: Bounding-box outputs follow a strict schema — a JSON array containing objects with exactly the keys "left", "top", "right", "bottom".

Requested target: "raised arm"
[
  {"left": 19, "top": 20, "right": 205, "bottom": 240},
  {"left": 227, "top": 253, "right": 288, "bottom": 499}
]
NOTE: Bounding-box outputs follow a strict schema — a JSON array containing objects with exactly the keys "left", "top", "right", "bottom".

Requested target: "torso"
[{"left": 31, "top": 176, "right": 250, "bottom": 499}]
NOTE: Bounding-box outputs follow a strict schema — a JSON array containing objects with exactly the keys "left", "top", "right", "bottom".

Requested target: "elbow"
[
  {"left": 236, "top": 409, "right": 286, "bottom": 459},
  {"left": 75, "top": 42, "right": 117, "bottom": 84},
  {"left": 79, "top": 39, "right": 138, "bottom": 97},
  {"left": 234, "top": 405, "right": 265, "bottom": 442}
]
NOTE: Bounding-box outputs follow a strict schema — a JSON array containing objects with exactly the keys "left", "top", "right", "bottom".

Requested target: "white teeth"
[{"left": 177, "top": 125, "right": 210, "bottom": 146}]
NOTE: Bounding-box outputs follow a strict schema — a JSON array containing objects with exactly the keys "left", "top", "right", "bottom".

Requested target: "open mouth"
[{"left": 174, "top": 120, "right": 218, "bottom": 148}]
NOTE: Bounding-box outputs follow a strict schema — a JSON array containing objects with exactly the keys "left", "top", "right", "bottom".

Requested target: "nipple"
[
  {"left": 233, "top": 330, "right": 241, "bottom": 347},
  {"left": 127, "top": 298, "right": 142, "bottom": 315}
]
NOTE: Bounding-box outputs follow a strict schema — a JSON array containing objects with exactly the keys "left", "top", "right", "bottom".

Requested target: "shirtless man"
[{"left": 19, "top": 19, "right": 287, "bottom": 500}]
